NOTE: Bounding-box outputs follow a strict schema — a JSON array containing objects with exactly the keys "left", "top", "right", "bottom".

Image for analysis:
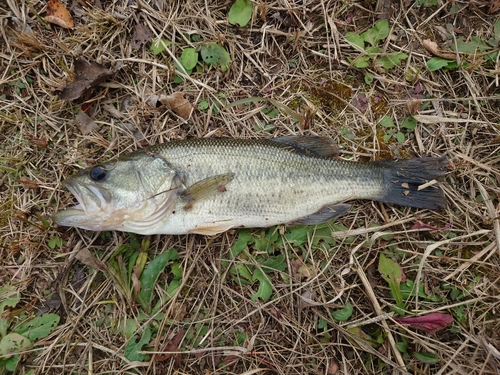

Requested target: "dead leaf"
[
  {"left": 60, "top": 60, "right": 114, "bottom": 101},
  {"left": 422, "top": 39, "right": 456, "bottom": 60},
  {"left": 16, "top": 179, "right": 40, "bottom": 189},
  {"left": 131, "top": 23, "right": 152, "bottom": 50},
  {"left": 490, "top": 0, "right": 500, "bottom": 14},
  {"left": 410, "top": 220, "right": 452, "bottom": 231},
  {"left": 224, "top": 354, "right": 239, "bottom": 370},
  {"left": 75, "top": 248, "right": 107, "bottom": 272},
  {"left": 159, "top": 92, "right": 192, "bottom": 119},
  {"left": 26, "top": 133, "right": 48, "bottom": 148},
  {"left": 45, "top": 0, "right": 74, "bottom": 29},
  {"left": 155, "top": 330, "right": 185, "bottom": 361},
  {"left": 298, "top": 289, "right": 316, "bottom": 309},
  {"left": 75, "top": 110, "right": 99, "bottom": 134},
  {"left": 327, "top": 359, "right": 339, "bottom": 375},
  {"left": 70, "top": 264, "right": 86, "bottom": 291}
]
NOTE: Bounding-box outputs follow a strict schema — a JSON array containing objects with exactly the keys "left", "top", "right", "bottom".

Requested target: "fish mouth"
[{"left": 53, "top": 178, "right": 110, "bottom": 224}]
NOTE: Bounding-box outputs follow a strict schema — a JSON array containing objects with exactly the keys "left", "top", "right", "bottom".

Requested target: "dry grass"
[{"left": 1, "top": 0, "right": 500, "bottom": 374}]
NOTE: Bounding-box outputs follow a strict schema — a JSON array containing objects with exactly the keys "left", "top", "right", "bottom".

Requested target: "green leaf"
[
  {"left": 347, "top": 327, "right": 381, "bottom": 348},
  {"left": 0, "top": 285, "right": 20, "bottom": 315},
  {"left": 383, "top": 128, "right": 396, "bottom": 142},
  {"left": 400, "top": 280, "right": 440, "bottom": 301},
  {"left": 228, "top": 0, "right": 253, "bottom": 27},
  {"left": 332, "top": 303, "right": 353, "bottom": 322},
  {"left": 317, "top": 319, "right": 328, "bottom": 330},
  {"left": 4, "top": 355, "right": 20, "bottom": 371},
  {"left": 47, "top": 235, "right": 65, "bottom": 249},
  {"left": 285, "top": 226, "right": 313, "bottom": 247},
  {"left": 412, "top": 351, "right": 439, "bottom": 364},
  {"left": 15, "top": 314, "right": 60, "bottom": 341},
  {"left": 453, "top": 36, "right": 490, "bottom": 54},
  {"left": 262, "top": 254, "right": 287, "bottom": 272},
  {"left": 231, "top": 230, "right": 253, "bottom": 257},
  {"left": 345, "top": 32, "right": 365, "bottom": 50},
  {"left": 0, "top": 333, "right": 32, "bottom": 356},
  {"left": 376, "top": 53, "right": 408, "bottom": 70},
  {"left": 396, "top": 341, "right": 408, "bottom": 354},
  {"left": 401, "top": 116, "right": 417, "bottom": 130},
  {"left": 378, "top": 254, "right": 403, "bottom": 283},
  {"left": 165, "top": 279, "right": 182, "bottom": 300},
  {"left": 426, "top": 57, "right": 455, "bottom": 71},
  {"left": 234, "top": 264, "right": 253, "bottom": 283},
  {"left": 138, "top": 249, "right": 178, "bottom": 312},
  {"left": 180, "top": 48, "right": 198, "bottom": 71},
  {"left": 378, "top": 254, "right": 405, "bottom": 314},
  {"left": 0, "top": 318, "right": 9, "bottom": 338},
  {"left": 124, "top": 326, "right": 151, "bottom": 362},
  {"left": 352, "top": 55, "right": 370, "bottom": 68},
  {"left": 494, "top": 18, "right": 500, "bottom": 39},
  {"left": 378, "top": 116, "right": 395, "bottom": 128},
  {"left": 120, "top": 319, "right": 138, "bottom": 339},
  {"left": 171, "top": 262, "right": 182, "bottom": 279},
  {"left": 364, "top": 72, "right": 374, "bottom": 84},
  {"left": 362, "top": 19, "right": 389, "bottom": 47},
  {"left": 396, "top": 131, "right": 405, "bottom": 143},
  {"left": 200, "top": 43, "right": 231, "bottom": 72},
  {"left": 365, "top": 46, "right": 383, "bottom": 54},
  {"left": 150, "top": 38, "right": 172, "bottom": 55},
  {"left": 197, "top": 100, "right": 209, "bottom": 111},
  {"left": 252, "top": 269, "right": 273, "bottom": 301}
]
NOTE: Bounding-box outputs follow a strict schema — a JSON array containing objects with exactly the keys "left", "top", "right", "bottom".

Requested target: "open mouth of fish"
[{"left": 56, "top": 178, "right": 109, "bottom": 217}]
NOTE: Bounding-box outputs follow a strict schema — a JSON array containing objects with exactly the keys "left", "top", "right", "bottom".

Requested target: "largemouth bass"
[{"left": 53, "top": 137, "right": 448, "bottom": 235}]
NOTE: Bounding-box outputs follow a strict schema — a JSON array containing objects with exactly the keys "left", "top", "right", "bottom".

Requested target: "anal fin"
[{"left": 292, "top": 203, "right": 351, "bottom": 225}]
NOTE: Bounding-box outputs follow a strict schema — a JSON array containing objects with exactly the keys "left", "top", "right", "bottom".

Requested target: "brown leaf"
[
  {"left": 159, "top": 92, "right": 192, "bottom": 119},
  {"left": 155, "top": 330, "right": 185, "bottom": 361},
  {"left": 75, "top": 110, "right": 99, "bottom": 134},
  {"left": 26, "top": 133, "right": 49, "bottom": 148},
  {"left": 44, "top": 0, "right": 74, "bottom": 29},
  {"left": 75, "top": 248, "right": 108, "bottom": 273},
  {"left": 60, "top": 60, "right": 114, "bottom": 101},
  {"left": 16, "top": 179, "right": 40, "bottom": 189},
  {"left": 410, "top": 220, "right": 452, "bottom": 231},
  {"left": 224, "top": 354, "right": 239, "bottom": 370},
  {"left": 422, "top": 39, "right": 456, "bottom": 60},
  {"left": 131, "top": 23, "right": 152, "bottom": 50},
  {"left": 327, "top": 359, "right": 339, "bottom": 375}
]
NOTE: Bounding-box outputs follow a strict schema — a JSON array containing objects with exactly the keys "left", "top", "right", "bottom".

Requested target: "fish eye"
[{"left": 90, "top": 166, "right": 107, "bottom": 181}]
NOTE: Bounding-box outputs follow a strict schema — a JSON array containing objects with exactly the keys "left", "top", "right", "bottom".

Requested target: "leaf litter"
[
  {"left": 44, "top": 0, "right": 74, "bottom": 29},
  {"left": 1, "top": 0, "right": 500, "bottom": 374},
  {"left": 59, "top": 59, "right": 117, "bottom": 101}
]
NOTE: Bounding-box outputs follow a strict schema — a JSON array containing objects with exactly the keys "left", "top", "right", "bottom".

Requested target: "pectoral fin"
[
  {"left": 180, "top": 172, "right": 235, "bottom": 209},
  {"left": 293, "top": 203, "right": 351, "bottom": 225}
]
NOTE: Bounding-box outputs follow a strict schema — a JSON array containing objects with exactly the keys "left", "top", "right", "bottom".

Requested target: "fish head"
[{"left": 53, "top": 152, "right": 179, "bottom": 231}]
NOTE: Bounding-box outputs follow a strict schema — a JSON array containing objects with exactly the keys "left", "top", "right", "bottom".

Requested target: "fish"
[{"left": 53, "top": 136, "right": 448, "bottom": 235}]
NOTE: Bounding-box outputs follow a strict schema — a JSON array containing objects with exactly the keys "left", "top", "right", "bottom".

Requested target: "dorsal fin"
[{"left": 272, "top": 136, "right": 339, "bottom": 158}]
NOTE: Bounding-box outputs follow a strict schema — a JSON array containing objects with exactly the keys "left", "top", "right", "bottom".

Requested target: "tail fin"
[{"left": 376, "top": 157, "right": 448, "bottom": 209}]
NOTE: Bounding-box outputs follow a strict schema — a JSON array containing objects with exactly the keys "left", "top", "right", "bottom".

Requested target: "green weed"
[
  {"left": 228, "top": 0, "right": 253, "bottom": 27},
  {"left": 0, "top": 285, "right": 60, "bottom": 373},
  {"left": 427, "top": 19, "right": 500, "bottom": 72},
  {"left": 345, "top": 20, "right": 408, "bottom": 84}
]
